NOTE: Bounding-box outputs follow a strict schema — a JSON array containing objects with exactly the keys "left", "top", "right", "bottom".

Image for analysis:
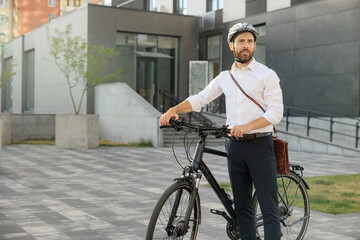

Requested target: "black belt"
[{"left": 229, "top": 132, "right": 272, "bottom": 141}]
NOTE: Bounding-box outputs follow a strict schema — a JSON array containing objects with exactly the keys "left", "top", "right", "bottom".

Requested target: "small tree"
[
  {"left": 46, "top": 24, "right": 121, "bottom": 114},
  {"left": 0, "top": 47, "right": 16, "bottom": 90},
  {"left": 0, "top": 61, "right": 16, "bottom": 90}
]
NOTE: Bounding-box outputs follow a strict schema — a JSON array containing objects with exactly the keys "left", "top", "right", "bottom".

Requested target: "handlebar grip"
[
  {"left": 169, "top": 118, "right": 177, "bottom": 124},
  {"left": 160, "top": 125, "right": 170, "bottom": 129}
]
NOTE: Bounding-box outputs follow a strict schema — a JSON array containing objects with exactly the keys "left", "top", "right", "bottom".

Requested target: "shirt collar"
[{"left": 232, "top": 58, "right": 257, "bottom": 72}]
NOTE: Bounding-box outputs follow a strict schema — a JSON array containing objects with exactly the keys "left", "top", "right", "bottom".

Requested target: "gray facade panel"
[
  {"left": 266, "top": 7, "right": 295, "bottom": 25},
  {"left": 294, "top": 41, "right": 359, "bottom": 78},
  {"left": 295, "top": 41, "right": 359, "bottom": 77},
  {"left": 246, "top": 0, "right": 266, "bottom": 17},
  {"left": 295, "top": 0, "right": 360, "bottom": 20},
  {"left": 267, "top": 50, "right": 294, "bottom": 79},
  {"left": 267, "top": 22, "right": 295, "bottom": 52},
  {"left": 295, "top": 8, "right": 360, "bottom": 49},
  {"left": 292, "top": 74, "right": 359, "bottom": 115}
]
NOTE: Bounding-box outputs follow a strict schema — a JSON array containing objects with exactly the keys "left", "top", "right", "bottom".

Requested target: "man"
[{"left": 160, "top": 23, "right": 283, "bottom": 240}]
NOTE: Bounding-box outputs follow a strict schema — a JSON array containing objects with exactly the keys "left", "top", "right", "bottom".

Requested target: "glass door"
[{"left": 137, "top": 58, "right": 157, "bottom": 107}]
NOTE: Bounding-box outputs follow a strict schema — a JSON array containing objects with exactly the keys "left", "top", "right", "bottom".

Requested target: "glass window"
[
  {"left": 0, "top": 33, "right": 6, "bottom": 45},
  {"left": 0, "top": 0, "right": 7, "bottom": 8},
  {"left": 48, "top": 0, "right": 56, "bottom": 7},
  {"left": 116, "top": 32, "right": 136, "bottom": 89},
  {"left": 2, "top": 58, "right": 13, "bottom": 112},
  {"left": 49, "top": 13, "right": 56, "bottom": 21},
  {"left": 254, "top": 24, "right": 266, "bottom": 64},
  {"left": 207, "top": 35, "right": 221, "bottom": 60},
  {"left": 207, "top": 0, "right": 223, "bottom": 11},
  {"left": 104, "top": 0, "right": 112, "bottom": 6},
  {"left": 25, "top": 50, "right": 35, "bottom": 112},
  {"left": 174, "top": 0, "right": 187, "bottom": 14},
  {"left": 148, "top": 0, "right": 153, "bottom": 10},
  {"left": 254, "top": 44, "right": 266, "bottom": 64},
  {"left": 74, "top": 0, "right": 81, "bottom": 6},
  {"left": 148, "top": 0, "right": 172, "bottom": 13},
  {"left": 206, "top": 34, "right": 223, "bottom": 113},
  {"left": 137, "top": 34, "right": 157, "bottom": 53},
  {"left": 0, "top": 0, "right": 9, "bottom": 8},
  {"left": 255, "top": 25, "right": 266, "bottom": 36},
  {"left": 116, "top": 32, "right": 178, "bottom": 110}
]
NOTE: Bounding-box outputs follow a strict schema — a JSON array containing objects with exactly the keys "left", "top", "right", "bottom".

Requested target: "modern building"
[
  {"left": 0, "top": 0, "right": 105, "bottom": 45},
  {"left": 0, "top": 0, "right": 359, "bottom": 146},
  {"left": 0, "top": 0, "right": 13, "bottom": 45}
]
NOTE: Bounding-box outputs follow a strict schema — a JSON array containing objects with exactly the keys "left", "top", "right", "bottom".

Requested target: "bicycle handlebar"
[{"left": 160, "top": 118, "right": 230, "bottom": 138}]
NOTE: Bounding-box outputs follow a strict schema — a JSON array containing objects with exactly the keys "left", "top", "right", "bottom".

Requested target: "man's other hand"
[{"left": 159, "top": 110, "right": 179, "bottom": 126}]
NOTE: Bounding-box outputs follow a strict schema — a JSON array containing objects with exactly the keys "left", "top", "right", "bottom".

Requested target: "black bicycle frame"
[{"left": 181, "top": 135, "right": 237, "bottom": 233}]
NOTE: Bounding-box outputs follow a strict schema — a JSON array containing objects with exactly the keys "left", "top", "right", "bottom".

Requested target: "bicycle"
[{"left": 146, "top": 118, "right": 310, "bottom": 240}]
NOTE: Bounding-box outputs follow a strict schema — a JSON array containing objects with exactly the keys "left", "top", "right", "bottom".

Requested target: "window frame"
[
  {"left": 206, "top": 0, "right": 223, "bottom": 12},
  {"left": 48, "top": 0, "right": 56, "bottom": 7},
  {"left": 174, "top": 0, "right": 187, "bottom": 14},
  {"left": 48, "top": 13, "right": 56, "bottom": 21}
]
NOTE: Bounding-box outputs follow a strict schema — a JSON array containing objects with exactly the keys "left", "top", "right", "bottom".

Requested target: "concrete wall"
[
  {"left": 277, "top": 130, "right": 360, "bottom": 158},
  {"left": 187, "top": 1, "right": 206, "bottom": 16},
  {"left": 223, "top": 0, "right": 245, "bottom": 23},
  {"left": 267, "top": 0, "right": 290, "bottom": 12},
  {"left": 95, "top": 82, "right": 162, "bottom": 147},
  {"left": 0, "top": 113, "right": 11, "bottom": 145},
  {"left": 11, "top": 114, "right": 55, "bottom": 140}
]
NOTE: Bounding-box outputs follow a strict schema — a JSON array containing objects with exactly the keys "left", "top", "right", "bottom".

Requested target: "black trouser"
[{"left": 225, "top": 135, "right": 281, "bottom": 240}]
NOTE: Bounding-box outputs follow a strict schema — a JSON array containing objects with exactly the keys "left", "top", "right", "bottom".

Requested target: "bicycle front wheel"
[
  {"left": 146, "top": 180, "right": 201, "bottom": 240},
  {"left": 252, "top": 172, "right": 310, "bottom": 240}
]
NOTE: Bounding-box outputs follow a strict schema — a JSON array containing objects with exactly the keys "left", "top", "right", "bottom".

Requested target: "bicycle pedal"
[{"left": 210, "top": 209, "right": 222, "bottom": 215}]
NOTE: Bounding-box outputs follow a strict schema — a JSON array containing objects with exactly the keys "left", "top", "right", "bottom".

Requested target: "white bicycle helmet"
[{"left": 227, "top": 23, "right": 259, "bottom": 46}]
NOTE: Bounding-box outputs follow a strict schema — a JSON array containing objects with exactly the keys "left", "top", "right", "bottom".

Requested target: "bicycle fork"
[{"left": 166, "top": 173, "right": 202, "bottom": 237}]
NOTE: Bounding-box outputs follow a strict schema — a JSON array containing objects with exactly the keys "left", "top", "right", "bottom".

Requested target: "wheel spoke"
[
  {"left": 253, "top": 172, "right": 310, "bottom": 240},
  {"left": 146, "top": 181, "right": 200, "bottom": 240}
]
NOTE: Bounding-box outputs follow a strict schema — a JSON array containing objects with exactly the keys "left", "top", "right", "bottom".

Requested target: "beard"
[{"left": 233, "top": 49, "right": 254, "bottom": 64}]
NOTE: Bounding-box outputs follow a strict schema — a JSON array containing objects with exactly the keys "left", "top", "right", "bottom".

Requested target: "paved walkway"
[{"left": 0, "top": 144, "right": 359, "bottom": 240}]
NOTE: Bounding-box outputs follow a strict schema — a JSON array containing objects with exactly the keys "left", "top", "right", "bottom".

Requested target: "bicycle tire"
[
  {"left": 146, "top": 180, "right": 201, "bottom": 240},
  {"left": 252, "top": 172, "right": 310, "bottom": 240}
]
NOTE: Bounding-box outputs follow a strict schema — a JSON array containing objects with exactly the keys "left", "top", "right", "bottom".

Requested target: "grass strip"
[
  {"left": 207, "top": 174, "right": 360, "bottom": 215},
  {"left": 12, "top": 139, "right": 55, "bottom": 145}
]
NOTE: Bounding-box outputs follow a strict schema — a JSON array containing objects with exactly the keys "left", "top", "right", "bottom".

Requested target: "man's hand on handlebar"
[
  {"left": 160, "top": 109, "right": 179, "bottom": 126},
  {"left": 230, "top": 124, "right": 251, "bottom": 138}
]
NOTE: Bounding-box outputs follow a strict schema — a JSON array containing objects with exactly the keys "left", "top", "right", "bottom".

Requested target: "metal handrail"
[
  {"left": 158, "top": 89, "right": 213, "bottom": 126},
  {"left": 283, "top": 106, "right": 360, "bottom": 148}
]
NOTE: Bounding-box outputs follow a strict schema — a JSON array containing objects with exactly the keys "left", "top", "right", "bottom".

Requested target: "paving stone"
[{"left": 0, "top": 144, "right": 359, "bottom": 239}]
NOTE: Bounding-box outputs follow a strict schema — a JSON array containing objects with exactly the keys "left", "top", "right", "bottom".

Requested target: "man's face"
[{"left": 229, "top": 32, "right": 256, "bottom": 63}]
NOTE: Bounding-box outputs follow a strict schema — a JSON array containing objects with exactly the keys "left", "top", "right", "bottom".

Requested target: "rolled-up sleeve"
[
  {"left": 187, "top": 75, "right": 223, "bottom": 112},
  {"left": 262, "top": 70, "right": 284, "bottom": 125}
]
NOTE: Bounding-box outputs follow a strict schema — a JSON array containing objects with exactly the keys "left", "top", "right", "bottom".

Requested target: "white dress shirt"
[{"left": 187, "top": 58, "right": 283, "bottom": 133}]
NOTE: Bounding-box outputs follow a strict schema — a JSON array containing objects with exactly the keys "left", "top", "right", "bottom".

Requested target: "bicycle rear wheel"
[
  {"left": 252, "top": 172, "right": 310, "bottom": 240},
  {"left": 146, "top": 180, "right": 201, "bottom": 240}
]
